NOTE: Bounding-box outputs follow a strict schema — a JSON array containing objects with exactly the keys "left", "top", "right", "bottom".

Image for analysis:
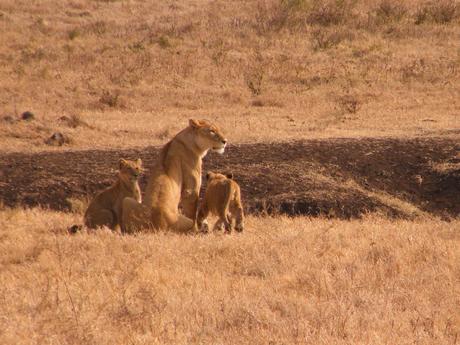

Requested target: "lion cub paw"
[{"left": 199, "top": 220, "right": 209, "bottom": 234}]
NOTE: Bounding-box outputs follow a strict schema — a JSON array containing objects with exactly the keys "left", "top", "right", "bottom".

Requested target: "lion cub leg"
[
  {"left": 230, "top": 204, "right": 244, "bottom": 232},
  {"left": 197, "top": 203, "right": 210, "bottom": 233},
  {"left": 84, "top": 209, "right": 116, "bottom": 230},
  {"left": 214, "top": 208, "right": 232, "bottom": 233}
]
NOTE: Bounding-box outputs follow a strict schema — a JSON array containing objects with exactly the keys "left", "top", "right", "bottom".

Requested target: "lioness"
[
  {"left": 84, "top": 158, "right": 143, "bottom": 230},
  {"left": 197, "top": 171, "right": 244, "bottom": 233},
  {"left": 121, "top": 119, "right": 227, "bottom": 233}
]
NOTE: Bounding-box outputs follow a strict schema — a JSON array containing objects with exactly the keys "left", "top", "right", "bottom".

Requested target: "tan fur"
[
  {"left": 121, "top": 119, "right": 227, "bottom": 233},
  {"left": 84, "top": 158, "right": 143, "bottom": 230},
  {"left": 197, "top": 171, "right": 245, "bottom": 233}
]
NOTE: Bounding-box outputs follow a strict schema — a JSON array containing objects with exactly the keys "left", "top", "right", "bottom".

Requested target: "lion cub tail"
[{"left": 68, "top": 224, "right": 83, "bottom": 234}]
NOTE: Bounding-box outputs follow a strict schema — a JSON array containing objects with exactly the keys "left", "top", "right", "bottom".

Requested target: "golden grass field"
[
  {"left": 0, "top": 0, "right": 459, "bottom": 343},
  {"left": 1, "top": 208, "right": 459, "bottom": 344},
  {"left": 0, "top": 0, "right": 459, "bottom": 152}
]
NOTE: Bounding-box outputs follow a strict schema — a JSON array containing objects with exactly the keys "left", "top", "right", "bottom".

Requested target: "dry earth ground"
[{"left": 1, "top": 138, "right": 459, "bottom": 218}]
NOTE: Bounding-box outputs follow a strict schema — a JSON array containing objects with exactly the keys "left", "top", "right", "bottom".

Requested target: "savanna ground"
[{"left": 0, "top": 0, "right": 459, "bottom": 344}]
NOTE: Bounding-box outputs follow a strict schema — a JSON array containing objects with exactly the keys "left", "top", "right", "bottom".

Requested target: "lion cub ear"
[
  {"left": 119, "top": 158, "right": 127, "bottom": 169},
  {"left": 226, "top": 173, "right": 234, "bottom": 179},
  {"left": 206, "top": 171, "right": 214, "bottom": 180},
  {"left": 136, "top": 158, "right": 142, "bottom": 167}
]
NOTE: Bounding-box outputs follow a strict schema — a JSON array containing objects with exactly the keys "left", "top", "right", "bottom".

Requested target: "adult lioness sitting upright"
[{"left": 121, "top": 119, "right": 227, "bottom": 233}]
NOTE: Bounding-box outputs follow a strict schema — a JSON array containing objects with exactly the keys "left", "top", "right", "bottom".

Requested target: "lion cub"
[
  {"left": 197, "top": 171, "right": 244, "bottom": 233},
  {"left": 84, "top": 158, "right": 143, "bottom": 230}
]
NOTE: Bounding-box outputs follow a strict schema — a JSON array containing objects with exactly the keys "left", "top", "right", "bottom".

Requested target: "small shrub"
[
  {"left": 88, "top": 20, "right": 107, "bottom": 35},
  {"left": 374, "top": 0, "right": 407, "bottom": 23},
  {"left": 337, "top": 94, "right": 361, "bottom": 114},
  {"left": 58, "top": 114, "right": 92, "bottom": 129},
  {"left": 245, "top": 51, "right": 266, "bottom": 96},
  {"left": 310, "top": 28, "right": 353, "bottom": 50},
  {"left": 99, "top": 90, "right": 120, "bottom": 107},
  {"left": 21, "top": 48, "right": 46, "bottom": 63},
  {"left": 45, "top": 132, "right": 72, "bottom": 146},
  {"left": 307, "top": 0, "right": 353, "bottom": 26},
  {"left": 246, "top": 72, "right": 264, "bottom": 96},
  {"left": 254, "top": 0, "right": 355, "bottom": 32},
  {"left": 156, "top": 128, "right": 171, "bottom": 140},
  {"left": 158, "top": 35, "right": 171, "bottom": 48},
  {"left": 68, "top": 28, "right": 80, "bottom": 40},
  {"left": 128, "top": 41, "right": 145, "bottom": 52},
  {"left": 251, "top": 98, "right": 265, "bottom": 107},
  {"left": 401, "top": 59, "right": 426, "bottom": 82},
  {"left": 210, "top": 39, "right": 228, "bottom": 66},
  {"left": 1, "top": 115, "right": 15, "bottom": 123},
  {"left": 415, "top": 1, "right": 459, "bottom": 24},
  {"left": 431, "top": 1, "right": 458, "bottom": 23},
  {"left": 21, "top": 111, "right": 35, "bottom": 121},
  {"left": 251, "top": 96, "right": 284, "bottom": 108},
  {"left": 253, "top": 1, "right": 289, "bottom": 33}
]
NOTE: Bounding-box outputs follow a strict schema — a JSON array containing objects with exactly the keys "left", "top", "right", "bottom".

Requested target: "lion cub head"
[
  {"left": 189, "top": 119, "right": 227, "bottom": 154},
  {"left": 206, "top": 171, "right": 233, "bottom": 181},
  {"left": 118, "top": 158, "right": 144, "bottom": 184}
]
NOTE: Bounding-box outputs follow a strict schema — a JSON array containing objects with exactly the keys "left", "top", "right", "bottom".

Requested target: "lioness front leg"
[
  {"left": 181, "top": 172, "right": 201, "bottom": 223},
  {"left": 181, "top": 190, "right": 199, "bottom": 219}
]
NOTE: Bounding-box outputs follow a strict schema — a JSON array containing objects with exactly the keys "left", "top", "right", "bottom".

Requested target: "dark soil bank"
[{"left": 1, "top": 138, "right": 458, "bottom": 219}]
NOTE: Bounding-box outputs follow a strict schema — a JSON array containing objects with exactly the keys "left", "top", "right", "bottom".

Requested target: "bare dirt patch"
[{"left": 1, "top": 138, "right": 458, "bottom": 219}]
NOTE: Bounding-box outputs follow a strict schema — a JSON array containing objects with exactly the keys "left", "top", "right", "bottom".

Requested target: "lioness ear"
[
  {"left": 136, "top": 158, "right": 142, "bottom": 167},
  {"left": 119, "top": 158, "right": 127, "bottom": 168},
  {"left": 206, "top": 171, "right": 214, "bottom": 180},
  {"left": 226, "top": 173, "right": 234, "bottom": 179},
  {"left": 189, "top": 119, "right": 200, "bottom": 128}
]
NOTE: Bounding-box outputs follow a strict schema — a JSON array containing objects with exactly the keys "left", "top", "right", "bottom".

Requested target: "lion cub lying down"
[
  {"left": 84, "top": 158, "right": 143, "bottom": 230},
  {"left": 197, "top": 171, "right": 244, "bottom": 233}
]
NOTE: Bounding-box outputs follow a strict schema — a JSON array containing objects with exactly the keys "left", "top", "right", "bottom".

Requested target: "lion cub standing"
[
  {"left": 84, "top": 158, "right": 143, "bottom": 230},
  {"left": 197, "top": 171, "right": 244, "bottom": 233}
]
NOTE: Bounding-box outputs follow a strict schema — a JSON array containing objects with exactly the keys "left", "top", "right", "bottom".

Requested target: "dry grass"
[
  {"left": 0, "top": 0, "right": 459, "bottom": 152},
  {"left": 0, "top": 208, "right": 459, "bottom": 344},
  {"left": 1, "top": 1, "right": 459, "bottom": 342}
]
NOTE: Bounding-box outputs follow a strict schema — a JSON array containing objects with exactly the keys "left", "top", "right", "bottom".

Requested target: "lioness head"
[
  {"left": 119, "top": 158, "right": 143, "bottom": 183},
  {"left": 189, "top": 119, "right": 227, "bottom": 154}
]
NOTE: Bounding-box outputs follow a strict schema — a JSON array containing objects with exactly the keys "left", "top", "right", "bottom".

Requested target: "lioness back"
[
  {"left": 84, "top": 158, "right": 143, "bottom": 230},
  {"left": 197, "top": 171, "right": 244, "bottom": 233}
]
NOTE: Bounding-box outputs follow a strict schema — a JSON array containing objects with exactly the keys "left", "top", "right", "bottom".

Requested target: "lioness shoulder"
[
  {"left": 84, "top": 158, "right": 143, "bottom": 230},
  {"left": 197, "top": 171, "right": 244, "bottom": 233}
]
